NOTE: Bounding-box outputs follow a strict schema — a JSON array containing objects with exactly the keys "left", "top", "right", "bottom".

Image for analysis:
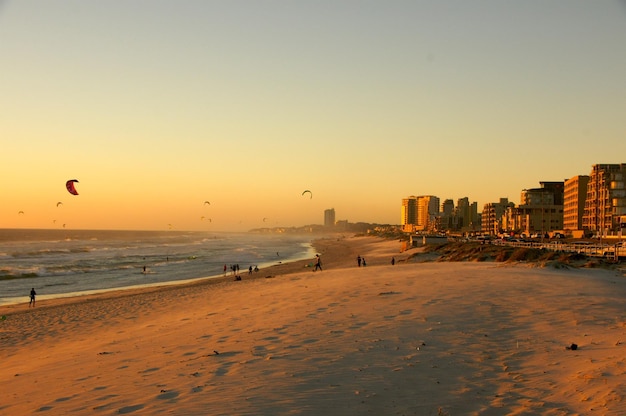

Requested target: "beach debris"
[
  {"left": 378, "top": 291, "right": 399, "bottom": 296},
  {"left": 566, "top": 343, "right": 578, "bottom": 350},
  {"left": 301, "top": 189, "right": 312, "bottom": 199},
  {"left": 66, "top": 179, "right": 79, "bottom": 195},
  {"left": 1, "top": 315, "right": 6, "bottom": 321},
  {"left": 213, "top": 350, "right": 219, "bottom": 355}
]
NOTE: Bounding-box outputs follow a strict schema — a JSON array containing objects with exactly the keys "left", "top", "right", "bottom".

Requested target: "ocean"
[{"left": 0, "top": 229, "right": 315, "bottom": 306}]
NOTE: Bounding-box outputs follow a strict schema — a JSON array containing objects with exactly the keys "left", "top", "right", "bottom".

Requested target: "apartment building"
[
  {"left": 563, "top": 175, "right": 589, "bottom": 233},
  {"left": 401, "top": 197, "right": 417, "bottom": 232},
  {"left": 401, "top": 195, "right": 440, "bottom": 232},
  {"left": 516, "top": 185, "right": 564, "bottom": 235},
  {"left": 582, "top": 164, "right": 626, "bottom": 235},
  {"left": 482, "top": 198, "right": 513, "bottom": 235}
]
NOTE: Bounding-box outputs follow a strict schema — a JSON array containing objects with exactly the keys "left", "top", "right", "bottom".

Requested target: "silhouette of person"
[
  {"left": 357, "top": 255, "right": 362, "bottom": 267},
  {"left": 29, "top": 288, "right": 36, "bottom": 307},
  {"left": 314, "top": 254, "right": 322, "bottom": 271},
  {"left": 391, "top": 257, "right": 395, "bottom": 265}
]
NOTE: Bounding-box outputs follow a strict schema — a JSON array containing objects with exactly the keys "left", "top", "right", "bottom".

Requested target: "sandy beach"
[{"left": 2, "top": 236, "right": 626, "bottom": 415}]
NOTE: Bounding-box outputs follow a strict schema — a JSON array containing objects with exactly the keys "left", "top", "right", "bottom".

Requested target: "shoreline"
[
  {"left": 0, "top": 236, "right": 320, "bottom": 310},
  {"left": 0, "top": 235, "right": 405, "bottom": 315}
]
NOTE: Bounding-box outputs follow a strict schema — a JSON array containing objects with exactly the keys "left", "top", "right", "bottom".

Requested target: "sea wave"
[{"left": 0, "top": 229, "right": 314, "bottom": 305}]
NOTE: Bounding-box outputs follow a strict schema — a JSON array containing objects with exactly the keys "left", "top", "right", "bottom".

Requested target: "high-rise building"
[
  {"left": 583, "top": 164, "right": 626, "bottom": 235},
  {"left": 456, "top": 197, "right": 479, "bottom": 231},
  {"left": 416, "top": 195, "right": 440, "bottom": 232},
  {"left": 482, "top": 198, "right": 513, "bottom": 235},
  {"left": 440, "top": 199, "right": 455, "bottom": 230},
  {"left": 401, "top": 197, "right": 417, "bottom": 232},
  {"left": 564, "top": 175, "right": 589, "bottom": 232},
  {"left": 401, "top": 195, "right": 439, "bottom": 232},
  {"left": 324, "top": 208, "right": 336, "bottom": 227},
  {"left": 442, "top": 199, "right": 454, "bottom": 216}
]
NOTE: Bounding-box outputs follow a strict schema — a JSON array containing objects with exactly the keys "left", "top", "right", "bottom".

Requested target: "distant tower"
[{"left": 324, "top": 208, "right": 336, "bottom": 227}]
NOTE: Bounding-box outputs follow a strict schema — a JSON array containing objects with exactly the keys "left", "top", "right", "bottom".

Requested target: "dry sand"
[{"left": 2, "top": 236, "right": 626, "bottom": 415}]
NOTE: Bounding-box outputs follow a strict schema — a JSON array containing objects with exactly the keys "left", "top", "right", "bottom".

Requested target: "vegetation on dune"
[{"left": 410, "top": 242, "right": 614, "bottom": 269}]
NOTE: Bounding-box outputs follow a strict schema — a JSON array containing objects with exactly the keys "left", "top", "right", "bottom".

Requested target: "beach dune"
[{"left": 1, "top": 236, "right": 626, "bottom": 415}]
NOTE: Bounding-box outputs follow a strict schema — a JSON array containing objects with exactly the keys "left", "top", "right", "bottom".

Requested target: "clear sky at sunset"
[{"left": 1, "top": 1, "right": 625, "bottom": 231}]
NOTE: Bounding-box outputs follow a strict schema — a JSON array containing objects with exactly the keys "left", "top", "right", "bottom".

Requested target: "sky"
[{"left": 1, "top": 1, "right": 625, "bottom": 232}]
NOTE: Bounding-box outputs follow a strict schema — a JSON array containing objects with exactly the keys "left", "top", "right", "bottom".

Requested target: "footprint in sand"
[
  {"left": 54, "top": 396, "right": 73, "bottom": 402},
  {"left": 262, "top": 336, "right": 280, "bottom": 341},
  {"left": 118, "top": 404, "right": 144, "bottom": 414},
  {"left": 157, "top": 390, "right": 180, "bottom": 401}
]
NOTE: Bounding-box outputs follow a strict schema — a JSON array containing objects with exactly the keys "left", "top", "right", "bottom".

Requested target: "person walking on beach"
[
  {"left": 314, "top": 254, "right": 322, "bottom": 271},
  {"left": 357, "top": 255, "right": 362, "bottom": 267},
  {"left": 29, "top": 288, "right": 36, "bottom": 307},
  {"left": 391, "top": 257, "right": 395, "bottom": 265}
]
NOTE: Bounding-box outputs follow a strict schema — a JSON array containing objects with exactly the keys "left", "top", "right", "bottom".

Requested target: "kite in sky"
[
  {"left": 302, "top": 190, "right": 312, "bottom": 199},
  {"left": 57, "top": 202, "right": 63, "bottom": 207},
  {"left": 204, "top": 201, "right": 210, "bottom": 206},
  {"left": 66, "top": 179, "right": 79, "bottom": 195}
]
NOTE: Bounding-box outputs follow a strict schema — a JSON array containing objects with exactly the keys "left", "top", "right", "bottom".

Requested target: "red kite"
[{"left": 66, "top": 179, "right": 79, "bottom": 195}]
